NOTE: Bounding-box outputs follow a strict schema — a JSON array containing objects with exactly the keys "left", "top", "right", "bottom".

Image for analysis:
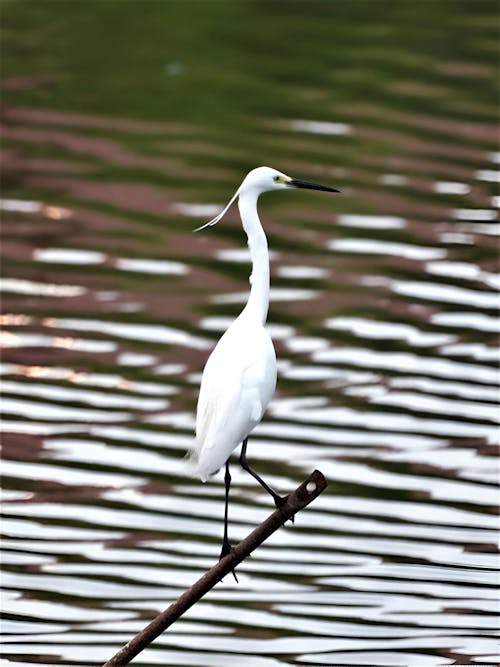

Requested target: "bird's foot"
[
  {"left": 274, "top": 494, "right": 294, "bottom": 525},
  {"left": 219, "top": 540, "right": 238, "bottom": 583}
]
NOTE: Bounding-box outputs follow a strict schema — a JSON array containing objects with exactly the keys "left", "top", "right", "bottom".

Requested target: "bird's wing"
[
  {"left": 195, "top": 356, "right": 245, "bottom": 447},
  {"left": 192, "top": 325, "right": 276, "bottom": 478}
]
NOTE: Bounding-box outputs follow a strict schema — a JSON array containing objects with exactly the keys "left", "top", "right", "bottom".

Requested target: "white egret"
[{"left": 189, "top": 166, "right": 339, "bottom": 575}]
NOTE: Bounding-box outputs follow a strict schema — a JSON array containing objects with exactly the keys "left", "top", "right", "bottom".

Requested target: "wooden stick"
[{"left": 103, "top": 469, "right": 327, "bottom": 666}]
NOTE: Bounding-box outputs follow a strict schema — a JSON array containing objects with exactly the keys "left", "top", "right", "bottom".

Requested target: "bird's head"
[
  {"left": 239, "top": 166, "right": 292, "bottom": 193},
  {"left": 194, "top": 166, "right": 339, "bottom": 231},
  {"left": 240, "top": 166, "right": 340, "bottom": 195}
]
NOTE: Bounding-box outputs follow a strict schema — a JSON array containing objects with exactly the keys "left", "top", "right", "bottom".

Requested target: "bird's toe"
[
  {"left": 219, "top": 541, "right": 239, "bottom": 582},
  {"left": 274, "top": 494, "right": 294, "bottom": 524}
]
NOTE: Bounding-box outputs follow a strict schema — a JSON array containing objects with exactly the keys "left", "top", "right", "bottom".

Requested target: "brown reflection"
[
  {"left": 3, "top": 113, "right": 231, "bottom": 181},
  {"left": 4, "top": 105, "right": 194, "bottom": 134},
  {"left": 3, "top": 432, "right": 45, "bottom": 462}
]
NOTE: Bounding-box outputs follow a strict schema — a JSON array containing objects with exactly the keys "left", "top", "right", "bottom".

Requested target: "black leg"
[
  {"left": 239, "top": 438, "right": 290, "bottom": 516},
  {"left": 219, "top": 461, "right": 238, "bottom": 582}
]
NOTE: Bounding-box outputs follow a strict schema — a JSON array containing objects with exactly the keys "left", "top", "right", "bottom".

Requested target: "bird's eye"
[{"left": 273, "top": 175, "right": 280, "bottom": 182}]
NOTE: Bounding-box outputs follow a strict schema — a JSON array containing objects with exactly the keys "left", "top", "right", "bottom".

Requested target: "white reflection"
[
  {"left": 146, "top": 412, "right": 194, "bottom": 429},
  {"left": 0, "top": 333, "right": 116, "bottom": 353},
  {"left": 78, "top": 618, "right": 230, "bottom": 635},
  {"left": 141, "top": 598, "right": 424, "bottom": 640},
  {"left": 0, "top": 199, "right": 41, "bottom": 213},
  {"left": 1, "top": 459, "right": 140, "bottom": 488},
  {"left": 0, "top": 313, "right": 32, "bottom": 326},
  {"left": 44, "top": 439, "right": 185, "bottom": 478},
  {"left": 4, "top": 502, "right": 220, "bottom": 539},
  {"left": 0, "top": 363, "right": 171, "bottom": 395},
  {"left": 105, "top": 488, "right": 265, "bottom": 524},
  {"left": 345, "top": 385, "right": 386, "bottom": 400},
  {"left": 476, "top": 169, "right": 499, "bottom": 182},
  {"left": 256, "top": 421, "right": 446, "bottom": 449},
  {"left": 456, "top": 222, "right": 500, "bottom": 235},
  {"left": 0, "top": 420, "right": 86, "bottom": 435},
  {"left": 325, "top": 317, "right": 454, "bottom": 346},
  {"left": 1, "top": 570, "right": 177, "bottom": 601},
  {"left": 153, "top": 363, "right": 186, "bottom": 375},
  {"left": 440, "top": 343, "right": 499, "bottom": 362},
  {"left": 390, "top": 376, "right": 498, "bottom": 402},
  {"left": 3, "top": 625, "right": 70, "bottom": 653},
  {"left": 280, "top": 365, "right": 377, "bottom": 382},
  {"left": 2, "top": 551, "right": 55, "bottom": 567},
  {"left": 0, "top": 644, "right": 287, "bottom": 665},
  {"left": 283, "top": 337, "right": 330, "bottom": 353},
  {"left": 439, "top": 232, "right": 474, "bottom": 244},
  {"left": 258, "top": 498, "right": 493, "bottom": 546},
  {"left": 115, "top": 257, "right": 188, "bottom": 275},
  {"left": 212, "top": 288, "right": 318, "bottom": 304},
  {"left": 33, "top": 248, "right": 107, "bottom": 265},
  {"left": 290, "top": 118, "right": 352, "bottom": 136},
  {"left": 452, "top": 208, "right": 497, "bottom": 221},
  {"left": 328, "top": 238, "right": 445, "bottom": 260},
  {"left": 1, "top": 380, "right": 169, "bottom": 410},
  {"left": 270, "top": 398, "right": 498, "bottom": 442},
  {"left": 317, "top": 494, "right": 497, "bottom": 529},
  {"left": 46, "top": 317, "right": 210, "bottom": 349},
  {"left": 0, "top": 199, "right": 71, "bottom": 219},
  {"left": 277, "top": 265, "right": 329, "bottom": 279},
  {"left": 431, "top": 311, "right": 500, "bottom": 332},
  {"left": 90, "top": 425, "right": 191, "bottom": 450},
  {"left": 0, "top": 278, "right": 85, "bottom": 297},
  {"left": 336, "top": 214, "right": 406, "bottom": 229},
  {"left": 200, "top": 317, "right": 294, "bottom": 340},
  {"left": 320, "top": 562, "right": 497, "bottom": 586},
  {"left": 309, "top": 459, "right": 499, "bottom": 504},
  {"left": 369, "top": 390, "right": 499, "bottom": 423},
  {"left": 389, "top": 279, "right": 498, "bottom": 308},
  {"left": 2, "top": 518, "right": 124, "bottom": 540},
  {"left": 2, "top": 590, "right": 133, "bottom": 622},
  {"left": 96, "top": 290, "right": 118, "bottom": 301},
  {"left": 426, "top": 261, "right": 500, "bottom": 289},
  {"left": 2, "top": 397, "right": 130, "bottom": 422},
  {"left": 0, "top": 489, "right": 33, "bottom": 501},
  {"left": 298, "top": 650, "right": 453, "bottom": 666},
  {"left": 117, "top": 352, "right": 157, "bottom": 366},
  {"left": 173, "top": 202, "right": 220, "bottom": 217},
  {"left": 434, "top": 182, "right": 470, "bottom": 195},
  {"left": 363, "top": 272, "right": 499, "bottom": 308},
  {"left": 380, "top": 173, "right": 408, "bottom": 186},
  {"left": 378, "top": 446, "right": 496, "bottom": 479},
  {"left": 216, "top": 248, "right": 279, "bottom": 263},
  {"left": 313, "top": 347, "right": 498, "bottom": 383}
]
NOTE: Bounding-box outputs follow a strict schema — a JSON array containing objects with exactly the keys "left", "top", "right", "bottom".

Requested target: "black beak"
[{"left": 288, "top": 178, "right": 340, "bottom": 193}]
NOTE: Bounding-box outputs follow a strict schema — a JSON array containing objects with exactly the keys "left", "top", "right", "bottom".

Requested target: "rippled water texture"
[{"left": 1, "top": 2, "right": 499, "bottom": 666}]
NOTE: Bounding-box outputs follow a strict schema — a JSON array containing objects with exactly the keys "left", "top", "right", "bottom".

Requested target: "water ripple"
[{"left": 2, "top": 5, "right": 498, "bottom": 664}]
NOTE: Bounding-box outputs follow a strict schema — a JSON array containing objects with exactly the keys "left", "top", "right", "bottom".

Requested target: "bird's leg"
[
  {"left": 221, "top": 461, "right": 232, "bottom": 555},
  {"left": 219, "top": 461, "right": 238, "bottom": 582},
  {"left": 239, "top": 438, "right": 292, "bottom": 522}
]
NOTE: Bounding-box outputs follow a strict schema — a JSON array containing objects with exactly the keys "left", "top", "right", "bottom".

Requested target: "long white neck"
[{"left": 238, "top": 189, "right": 270, "bottom": 325}]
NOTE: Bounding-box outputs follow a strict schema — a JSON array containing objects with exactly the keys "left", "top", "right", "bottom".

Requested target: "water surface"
[{"left": 1, "top": 2, "right": 499, "bottom": 666}]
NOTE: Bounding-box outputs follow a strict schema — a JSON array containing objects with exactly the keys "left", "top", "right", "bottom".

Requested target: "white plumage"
[
  {"left": 189, "top": 167, "right": 283, "bottom": 480},
  {"left": 193, "top": 311, "right": 276, "bottom": 480},
  {"left": 187, "top": 166, "right": 338, "bottom": 570}
]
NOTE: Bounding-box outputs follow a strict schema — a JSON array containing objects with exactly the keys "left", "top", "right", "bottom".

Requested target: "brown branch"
[{"left": 103, "top": 469, "right": 327, "bottom": 666}]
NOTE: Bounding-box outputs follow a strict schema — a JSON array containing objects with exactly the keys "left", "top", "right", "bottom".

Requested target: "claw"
[
  {"left": 219, "top": 541, "right": 238, "bottom": 583},
  {"left": 274, "top": 494, "right": 294, "bottom": 524}
]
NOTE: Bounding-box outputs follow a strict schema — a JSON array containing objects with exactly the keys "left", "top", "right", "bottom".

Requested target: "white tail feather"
[{"left": 193, "top": 186, "right": 240, "bottom": 232}]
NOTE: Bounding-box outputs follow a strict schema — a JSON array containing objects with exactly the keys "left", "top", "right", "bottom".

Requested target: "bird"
[{"left": 188, "top": 166, "right": 339, "bottom": 576}]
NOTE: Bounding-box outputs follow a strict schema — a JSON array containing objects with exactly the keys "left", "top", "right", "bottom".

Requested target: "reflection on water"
[{"left": 1, "top": 1, "right": 499, "bottom": 666}]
